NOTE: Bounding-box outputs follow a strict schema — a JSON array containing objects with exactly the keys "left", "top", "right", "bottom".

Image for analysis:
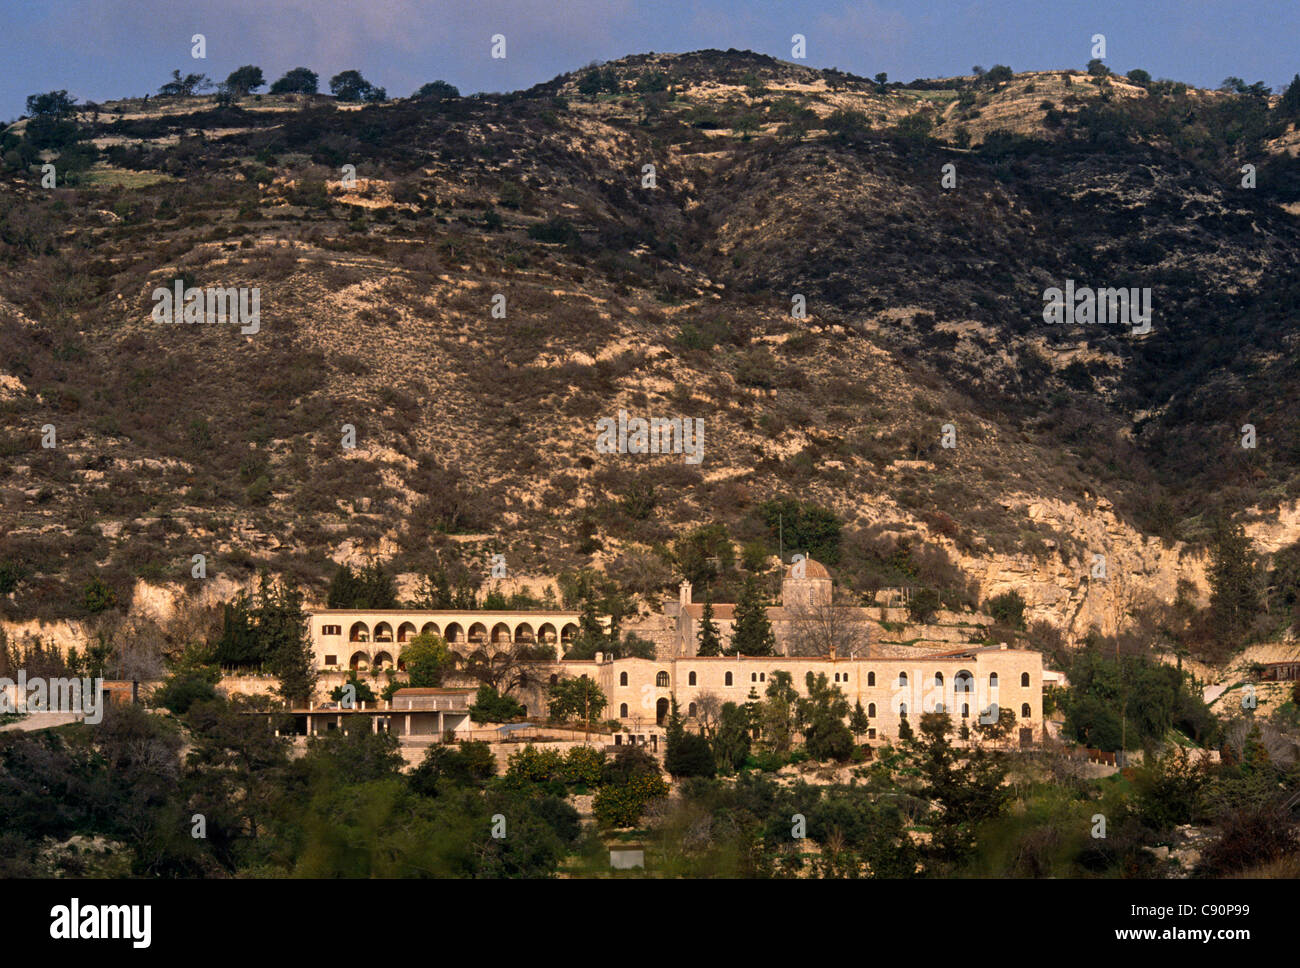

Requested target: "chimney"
[{"left": 680, "top": 581, "right": 692, "bottom": 607}]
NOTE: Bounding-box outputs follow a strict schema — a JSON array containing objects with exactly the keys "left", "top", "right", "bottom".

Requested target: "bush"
[
  {"left": 906, "top": 588, "right": 940, "bottom": 624},
  {"left": 83, "top": 577, "right": 118, "bottom": 613},
  {"left": 986, "top": 591, "right": 1027, "bottom": 630},
  {"left": 593, "top": 773, "right": 669, "bottom": 827}
]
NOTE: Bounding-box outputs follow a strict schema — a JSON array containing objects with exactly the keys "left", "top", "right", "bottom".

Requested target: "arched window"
[
  {"left": 934, "top": 672, "right": 944, "bottom": 687},
  {"left": 898, "top": 672, "right": 908, "bottom": 687},
  {"left": 989, "top": 672, "right": 999, "bottom": 688},
  {"left": 868, "top": 672, "right": 876, "bottom": 686},
  {"left": 751, "top": 672, "right": 757, "bottom": 682},
  {"left": 689, "top": 671, "right": 697, "bottom": 686},
  {"left": 1021, "top": 703, "right": 1031, "bottom": 718},
  {"left": 688, "top": 703, "right": 697, "bottom": 718},
  {"left": 725, "top": 672, "right": 733, "bottom": 686},
  {"left": 868, "top": 703, "right": 876, "bottom": 717},
  {"left": 619, "top": 703, "right": 628, "bottom": 717},
  {"left": 935, "top": 702, "right": 946, "bottom": 714},
  {"left": 962, "top": 703, "right": 970, "bottom": 718},
  {"left": 656, "top": 671, "right": 669, "bottom": 688},
  {"left": 899, "top": 702, "right": 908, "bottom": 717},
  {"left": 955, "top": 670, "right": 973, "bottom": 693},
  {"left": 834, "top": 673, "right": 839, "bottom": 682},
  {"left": 1021, "top": 672, "right": 1030, "bottom": 687},
  {"left": 619, "top": 672, "right": 628, "bottom": 686}
]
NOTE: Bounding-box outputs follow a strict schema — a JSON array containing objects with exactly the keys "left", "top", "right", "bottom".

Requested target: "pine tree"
[
  {"left": 744, "top": 686, "right": 762, "bottom": 738},
  {"left": 729, "top": 577, "right": 775, "bottom": 656},
  {"left": 898, "top": 713, "right": 914, "bottom": 742},
  {"left": 850, "top": 699, "right": 870, "bottom": 741},
  {"left": 1208, "top": 518, "right": 1261, "bottom": 643},
  {"left": 1281, "top": 74, "right": 1300, "bottom": 117},
  {"left": 696, "top": 594, "right": 722, "bottom": 656}
]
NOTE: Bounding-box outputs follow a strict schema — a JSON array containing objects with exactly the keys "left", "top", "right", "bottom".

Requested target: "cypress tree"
[
  {"left": 729, "top": 577, "right": 775, "bottom": 656},
  {"left": 696, "top": 594, "right": 722, "bottom": 656}
]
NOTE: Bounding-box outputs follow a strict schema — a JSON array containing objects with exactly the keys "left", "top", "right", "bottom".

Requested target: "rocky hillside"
[{"left": 3, "top": 50, "right": 1300, "bottom": 657}]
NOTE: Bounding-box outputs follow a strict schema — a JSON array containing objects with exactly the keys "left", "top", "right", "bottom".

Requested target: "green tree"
[
  {"left": 1207, "top": 518, "right": 1261, "bottom": 643},
  {"left": 401, "top": 633, "right": 453, "bottom": 688},
  {"left": 849, "top": 700, "right": 871, "bottom": 742},
  {"left": 25, "top": 91, "right": 76, "bottom": 118},
  {"left": 800, "top": 672, "right": 853, "bottom": 761},
  {"left": 1282, "top": 74, "right": 1300, "bottom": 117},
  {"left": 158, "top": 69, "right": 211, "bottom": 97},
  {"left": 906, "top": 587, "right": 940, "bottom": 624},
  {"left": 908, "top": 711, "right": 1010, "bottom": 861},
  {"left": 413, "top": 80, "right": 459, "bottom": 100},
  {"left": 730, "top": 577, "right": 776, "bottom": 656},
  {"left": 713, "top": 702, "right": 752, "bottom": 773},
  {"left": 760, "top": 670, "right": 799, "bottom": 752},
  {"left": 330, "top": 673, "right": 376, "bottom": 706},
  {"left": 468, "top": 684, "right": 526, "bottom": 723},
  {"left": 224, "top": 65, "right": 265, "bottom": 97},
  {"left": 593, "top": 772, "right": 669, "bottom": 827},
  {"left": 330, "top": 70, "right": 385, "bottom": 103},
  {"left": 696, "top": 594, "right": 722, "bottom": 656},
  {"left": 986, "top": 591, "right": 1026, "bottom": 630},
  {"left": 664, "top": 698, "right": 715, "bottom": 778},
  {"left": 547, "top": 675, "right": 606, "bottom": 725},
  {"left": 269, "top": 67, "right": 319, "bottom": 94}
]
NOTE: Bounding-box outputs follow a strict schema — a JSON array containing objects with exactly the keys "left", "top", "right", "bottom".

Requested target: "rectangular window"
[
  {"left": 868, "top": 728, "right": 876, "bottom": 739},
  {"left": 324, "top": 655, "right": 337, "bottom": 666},
  {"left": 322, "top": 625, "right": 341, "bottom": 636}
]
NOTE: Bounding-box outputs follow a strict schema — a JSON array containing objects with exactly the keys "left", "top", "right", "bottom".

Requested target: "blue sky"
[{"left": 3, "top": 0, "right": 1298, "bottom": 120}]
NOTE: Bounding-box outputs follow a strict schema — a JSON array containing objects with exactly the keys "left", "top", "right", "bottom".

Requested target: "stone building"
[{"left": 305, "top": 560, "right": 1044, "bottom": 745}]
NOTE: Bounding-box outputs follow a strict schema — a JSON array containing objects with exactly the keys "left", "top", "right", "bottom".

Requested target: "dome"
[{"left": 786, "top": 557, "right": 830, "bottom": 580}]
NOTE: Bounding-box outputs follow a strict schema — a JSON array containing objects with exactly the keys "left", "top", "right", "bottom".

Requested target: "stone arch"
[
  {"left": 397, "top": 621, "right": 417, "bottom": 643},
  {"left": 955, "top": 670, "right": 974, "bottom": 693},
  {"left": 490, "top": 622, "right": 511, "bottom": 644},
  {"left": 443, "top": 622, "right": 463, "bottom": 644},
  {"left": 349, "top": 621, "right": 370, "bottom": 643},
  {"left": 514, "top": 622, "right": 535, "bottom": 644},
  {"left": 656, "top": 697, "right": 670, "bottom": 726},
  {"left": 349, "top": 650, "right": 370, "bottom": 672},
  {"left": 538, "top": 622, "right": 558, "bottom": 645},
  {"left": 373, "top": 651, "right": 394, "bottom": 670},
  {"left": 560, "top": 623, "right": 579, "bottom": 644},
  {"left": 468, "top": 622, "right": 488, "bottom": 644},
  {"left": 421, "top": 621, "right": 440, "bottom": 637},
  {"left": 373, "top": 622, "right": 393, "bottom": 643}
]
